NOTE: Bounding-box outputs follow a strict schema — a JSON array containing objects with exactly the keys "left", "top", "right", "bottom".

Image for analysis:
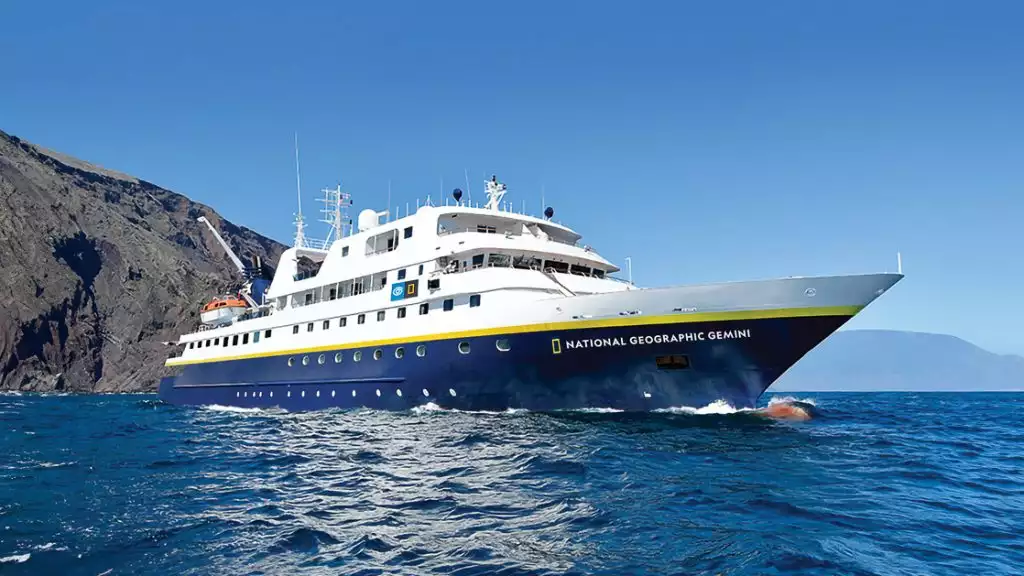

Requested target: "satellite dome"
[
  {"left": 453, "top": 188, "right": 463, "bottom": 203},
  {"left": 544, "top": 206, "right": 554, "bottom": 219},
  {"left": 357, "top": 208, "right": 379, "bottom": 232}
]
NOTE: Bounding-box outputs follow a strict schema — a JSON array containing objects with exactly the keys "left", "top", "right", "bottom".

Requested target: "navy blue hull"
[{"left": 158, "top": 314, "right": 851, "bottom": 411}]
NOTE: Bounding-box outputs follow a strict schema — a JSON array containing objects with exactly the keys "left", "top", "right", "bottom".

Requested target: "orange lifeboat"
[{"left": 200, "top": 296, "right": 249, "bottom": 326}]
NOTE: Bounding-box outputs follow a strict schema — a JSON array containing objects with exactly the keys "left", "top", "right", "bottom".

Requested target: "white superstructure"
[{"left": 169, "top": 177, "right": 634, "bottom": 363}]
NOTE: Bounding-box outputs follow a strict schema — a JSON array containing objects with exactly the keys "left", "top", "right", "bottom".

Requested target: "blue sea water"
[{"left": 1, "top": 393, "right": 1022, "bottom": 575}]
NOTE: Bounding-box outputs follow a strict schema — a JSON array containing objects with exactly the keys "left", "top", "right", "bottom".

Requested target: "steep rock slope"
[{"left": 0, "top": 130, "right": 286, "bottom": 392}]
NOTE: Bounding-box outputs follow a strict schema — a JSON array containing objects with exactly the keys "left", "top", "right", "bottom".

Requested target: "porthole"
[
  {"left": 316, "top": 390, "right": 320, "bottom": 397},
  {"left": 396, "top": 389, "right": 403, "bottom": 397},
  {"left": 422, "top": 389, "right": 430, "bottom": 397},
  {"left": 236, "top": 392, "right": 240, "bottom": 397},
  {"left": 332, "top": 390, "right": 336, "bottom": 398},
  {"left": 302, "top": 355, "right": 310, "bottom": 366},
  {"left": 395, "top": 347, "right": 405, "bottom": 359},
  {"left": 301, "top": 391, "right": 306, "bottom": 397},
  {"left": 458, "top": 341, "right": 471, "bottom": 355},
  {"left": 376, "top": 389, "right": 381, "bottom": 397},
  {"left": 416, "top": 345, "right": 426, "bottom": 357},
  {"left": 496, "top": 339, "right": 510, "bottom": 352},
  {"left": 287, "top": 391, "right": 291, "bottom": 398},
  {"left": 351, "top": 390, "right": 356, "bottom": 397},
  {"left": 269, "top": 391, "right": 273, "bottom": 398},
  {"left": 334, "top": 352, "right": 343, "bottom": 363},
  {"left": 353, "top": 351, "right": 362, "bottom": 362},
  {"left": 243, "top": 392, "right": 247, "bottom": 398},
  {"left": 449, "top": 388, "right": 457, "bottom": 397},
  {"left": 287, "top": 357, "right": 295, "bottom": 367},
  {"left": 259, "top": 392, "right": 263, "bottom": 398},
  {"left": 318, "top": 354, "right": 325, "bottom": 365},
  {"left": 373, "top": 349, "right": 382, "bottom": 360}
]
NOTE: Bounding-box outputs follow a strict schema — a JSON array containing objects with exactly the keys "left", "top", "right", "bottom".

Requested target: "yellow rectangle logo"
[{"left": 551, "top": 338, "right": 562, "bottom": 354}]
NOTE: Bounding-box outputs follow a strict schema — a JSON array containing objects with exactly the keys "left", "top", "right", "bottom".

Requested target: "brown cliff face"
[{"left": 0, "top": 130, "right": 286, "bottom": 392}]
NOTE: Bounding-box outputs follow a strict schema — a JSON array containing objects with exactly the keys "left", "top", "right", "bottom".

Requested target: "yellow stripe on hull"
[{"left": 165, "top": 305, "right": 861, "bottom": 367}]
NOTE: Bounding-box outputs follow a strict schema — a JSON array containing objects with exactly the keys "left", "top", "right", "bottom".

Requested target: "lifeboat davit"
[{"left": 200, "top": 296, "right": 249, "bottom": 326}]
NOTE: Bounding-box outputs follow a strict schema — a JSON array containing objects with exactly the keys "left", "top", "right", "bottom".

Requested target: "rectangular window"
[
  {"left": 292, "top": 325, "right": 299, "bottom": 334},
  {"left": 329, "top": 288, "right": 337, "bottom": 300},
  {"left": 189, "top": 342, "right": 195, "bottom": 349},
  {"left": 305, "top": 293, "right": 313, "bottom": 305},
  {"left": 339, "top": 317, "right": 347, "bottom": 327},
  {"left": 427, "top": 278, "right": 440, "bottom": 290},
  {"left": 443, "top": 299, "right": 454, "bottom": 311},
  {"left": 656, "top": 355, "right": 691, "bottom": 370},
  {"left": 214, "top": 338, "right": 219, "bottom": 346},
  {"left": 358, "top": 314, "right": 365, "bottom": 325},
  {"left": 223, "top": 338, "right": 228, "bottom": 348},
  {"left": 472, "top": 254, "right": 484, "bottom": 268},
  {"left": 397, "top": 269, "right": 406, "bottom": 280},
  {"left": 243, "top": 333, "right": 249, "bottom": 345},
  {"left": 470, "top": 294, "right": 481, "bottom": 308},
  {"left": 197, "top": 341, "right": 203, "bottom": 349},
  {"left": 377, "top": 310, "right": 385, "bottom": 321},
  {"left": 419, "top": 302, "right": 429, "bottom": 315},
  {"left": 593, "top": 269, "right": 606, "bottom": 279},
  {"left": 397, "top": 307, "right": 406, "bottom": 318},
  {"left": 404, "top": 226, "right": 413, "bottom": 239},
  {"left": 253, "top": 332, "right": 260, "bottom": 344},
  {"left": 232, "top": 335, "right": 239, "bottom": 346},
  {"left": 306, "top": 323, "right": 314, "bottom": 332},
  {"left": 205, "top": 340, "right": 212, "bottom": 347},
  {"left": 342, "top": 246, "right": 349, "bottom": 257},
  {"left": 264, "top": 329, "right": 272, "bottom": 338},
  {"left": 570, "top": 264, "right": 590, "bottom": 276},
  {"left": 322, "top": 320, "right": 330, "bottom": 330},
  {"left": 418, "top": 264, "right": 424, "bottom": 276}
]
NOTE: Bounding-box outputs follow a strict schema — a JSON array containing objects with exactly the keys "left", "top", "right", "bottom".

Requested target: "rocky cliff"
[{"left": 0, "top": 130, "right": 286, "bottom": 392}]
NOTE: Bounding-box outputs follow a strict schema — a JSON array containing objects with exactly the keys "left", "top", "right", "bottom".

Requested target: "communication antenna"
[
  {"left": 293, "top": 132, "right": 306, "bottom": 248},
  {"left": 319, "top": 183, "right": 352, "bottom": 244},
  {"left": 386, "top": 179, "right": 392, "bottom": 222},
  {"left": 897, "top": 251, "right": 903, "bottom": 274},
  {"left": 464, "top": 169, "right": 472, "bottom": 206}
]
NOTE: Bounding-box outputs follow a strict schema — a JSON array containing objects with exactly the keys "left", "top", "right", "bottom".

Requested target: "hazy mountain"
[
  {"left": 775, "top": 330, "right": 1024, "bottom": 391},
  {"left": 0, "top": 129, "right": 286, "bottom": 392}
]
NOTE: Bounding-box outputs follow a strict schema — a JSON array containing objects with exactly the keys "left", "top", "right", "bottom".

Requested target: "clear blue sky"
[{"left": 2, "top": 1, "right": 1022, "bottom": 355}]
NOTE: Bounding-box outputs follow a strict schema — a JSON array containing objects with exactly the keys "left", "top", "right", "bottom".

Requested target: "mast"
[{"left": 293, "top": 133, "right": 306, "bottom": 248}]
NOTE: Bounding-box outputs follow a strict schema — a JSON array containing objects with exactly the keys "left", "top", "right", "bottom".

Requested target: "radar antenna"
[
  {"left": 484, "top": 174, "right": 507, "bottom": 211},
  {"left": 319, "top": 183, "right": 353, "bottom": 245}
]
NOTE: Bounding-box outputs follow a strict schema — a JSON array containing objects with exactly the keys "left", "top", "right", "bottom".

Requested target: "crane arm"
[{"left": 196, "top": 216, "right": 248, "bottom": 275}]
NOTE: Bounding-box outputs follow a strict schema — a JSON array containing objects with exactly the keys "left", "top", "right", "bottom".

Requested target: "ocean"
[{"left": 1, "top": 392, "right": 1021, "bottom": 575}]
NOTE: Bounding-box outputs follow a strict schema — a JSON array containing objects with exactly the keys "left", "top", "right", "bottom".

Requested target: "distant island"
[{"left": 775, "top": 329, "right": 1024, "bottom": 392}]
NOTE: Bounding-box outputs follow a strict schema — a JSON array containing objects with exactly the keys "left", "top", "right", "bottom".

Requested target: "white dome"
[{"left": 357, "top": 209, "right": 379, "bottom": 232}]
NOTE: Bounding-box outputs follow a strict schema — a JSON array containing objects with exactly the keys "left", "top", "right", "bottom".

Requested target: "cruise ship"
[{"left": 158, "top": 176, "right": 902, "bottom": 411}]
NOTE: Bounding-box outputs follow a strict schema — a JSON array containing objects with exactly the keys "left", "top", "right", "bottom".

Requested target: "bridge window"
[
  {"left": 545, "top": 260, "right": 569, "bottom": 274},
  {"left": 357, "top": 314, "right": 365, "bottom": 325},
  {"left": 443, "top": 299, "right": 454, "bottom": 311},
  {"left": 404, "top": 226, "right": 413, "bottom": 239},
  {"left": 339, "top": 317, "right": 347, "bottom": 327},
  {"left": 470, "top": 294, "right": 481, "bottom": 308},
  {"left": 377, "top": 310, "right": 385, "bottom": 322},
  {"left": 593, "top": 269, "right": 606, "bottom": 279},
  {"left": 570, "top": 264, "right": 591, "bottom": 276},
  {"left": 472, "top": 254, "right": 485, "bottom": 268},
  {"left": 397, "top": 307, "right": 407, "bottom": 319},
  {"left": 292, "top": 325, "right": 299, "bottom": 334},
  {"left": 488, "top": 253, "right": 511, "bottom": 268},
  {"left": 398, "top": 269, "right": 406, "bottom": 280}
]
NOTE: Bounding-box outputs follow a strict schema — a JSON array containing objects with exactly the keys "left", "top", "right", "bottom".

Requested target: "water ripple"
[{"left": 1, "top": 392, "right": 1023, "bottom": 574}]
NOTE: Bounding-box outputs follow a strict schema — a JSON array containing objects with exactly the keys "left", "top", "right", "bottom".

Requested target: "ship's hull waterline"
[{"left": 159, "top": 306, "right": 857, "bottom": 412}]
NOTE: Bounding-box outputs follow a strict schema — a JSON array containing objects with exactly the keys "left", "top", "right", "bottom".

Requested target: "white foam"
[
  {"left": 201, "top": 405, "right": 266, "bottom": 414},
  {"left": 655, "top": 399, "right": 751, "bottom": 415},
  {"left": 0, "top": 554, "right": 30, "bottom": 564},
  {"left": 767, "top": 395, "right": 817, "bottom": 407}
]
